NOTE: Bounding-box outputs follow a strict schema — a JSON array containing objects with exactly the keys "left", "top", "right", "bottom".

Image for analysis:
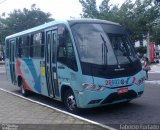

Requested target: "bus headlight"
[
  {"left": 136, "top": 77, "right": 145, "bottom": 86},
  {"left": 82, "top": 83, "right": 106, "bottom": 91}
]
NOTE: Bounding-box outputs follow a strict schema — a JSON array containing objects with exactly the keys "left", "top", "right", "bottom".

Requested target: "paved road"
[
  {"left": 0, "top": 65, "right": 5, "bottom": 74},
  {"left": 0, "top": 73, "right": 160, "bottom": 130},
  {"left": 148, "top": 73, "right": 160, "bottom": 81},
  {"left": 148, "top": 63, "right": 160, "bottom": 81}
]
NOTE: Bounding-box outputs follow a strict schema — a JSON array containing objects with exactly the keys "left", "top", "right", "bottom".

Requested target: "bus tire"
[
  {"left": 20, "top": 81, "right": 29, "bottom": 97},
  {"left": 64, "top": 89, "right": 79, "bottom": 113}
]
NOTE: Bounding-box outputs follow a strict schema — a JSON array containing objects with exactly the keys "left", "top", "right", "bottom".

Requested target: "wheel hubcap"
[{"left": 67, "top": 94, "right": 76, "bottom": 111}]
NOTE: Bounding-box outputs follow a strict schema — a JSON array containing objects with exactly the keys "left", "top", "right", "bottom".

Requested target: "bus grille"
[{"left": 101, "top": 90, "right": 137, "bottom": 104}]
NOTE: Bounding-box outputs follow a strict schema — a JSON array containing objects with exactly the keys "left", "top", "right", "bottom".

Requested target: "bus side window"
[
  {"left": 16, "top": 38, "right": 19, "bottom": 58},
  {"left": 18, "top": 37, "right": 23, "bottom": 58},
  {"left": 22, "top": 35, "right": 30, "bottom": 58},
  {"left": 5, "top": 40, "right": 9, "bottom": 59},
  {"left": 30, "top": 32, "right": 44, "bottom": 58},
  {"left": 57, "top": 30, "right": 78, "bottom": 71}
]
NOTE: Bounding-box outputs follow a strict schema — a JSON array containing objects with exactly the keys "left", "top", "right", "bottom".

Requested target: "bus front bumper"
[{"left": 75, "top": 83, "right": 144, "bottom": 109}]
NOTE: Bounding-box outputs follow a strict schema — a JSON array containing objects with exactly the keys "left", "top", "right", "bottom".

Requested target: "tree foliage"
[
  {"left": 79, "top": 0, "right": 99, "bottom": 18},
  {"left": 135, "top": 46, "right": 147, "bottom": 54},
  {"left": 79, "top": 0, "right": 160, "bottom": 44},
  {"left": 0, "top": 4, "right": 53, "bottom": 45}
]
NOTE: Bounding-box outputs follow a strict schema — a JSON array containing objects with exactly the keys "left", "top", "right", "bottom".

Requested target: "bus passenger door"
[
  {"left": 9, "top": 39, "right": 16, "bottom": 84},
  {"left": 45, "top": 30, "right": 59, "bottom": 98}
]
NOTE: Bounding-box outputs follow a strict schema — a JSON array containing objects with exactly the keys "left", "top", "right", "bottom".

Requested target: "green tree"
[
  {"left": 79, "top": 0, "right": 99, "bottom": 18},
  {"left": 152, "top": 25, "right": 160, "bottom": 44},
  {"left": 0, "top": 4, "right": 53, "bottom": 45},
  {"left": 79, "top": 0, "right": 160, "bottom": 43},
  {"left": 98, "top": 0, "right": 120, "bottom": 21},
  {"left": 135, "top": 46, "right": 147, "bottom": 54},
  {"left": 0, "top": 17, "right": 8, "bottom": 45}
]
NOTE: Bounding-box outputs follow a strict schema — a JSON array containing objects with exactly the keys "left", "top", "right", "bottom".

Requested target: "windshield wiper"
[
  {"left": 100, "top": 34, "right": 108, "bottom": 65},
  {"left": 121, "top": 38, "right": 133, "bottom": 63}
]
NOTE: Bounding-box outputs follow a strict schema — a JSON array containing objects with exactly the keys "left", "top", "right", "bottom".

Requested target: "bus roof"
[
  {"left": 68, "top": 18, "right": 120, "bottom": 26},
  {"left": 5, "top": 19, "right": 66, "bottom": 39},
  {"left": 6, "top": 19, "right": 120, "bottom": 39}
]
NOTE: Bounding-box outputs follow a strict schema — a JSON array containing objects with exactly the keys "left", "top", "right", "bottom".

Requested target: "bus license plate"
[{"left": 117, "top": 88, "right": 128, "bottom": 94}]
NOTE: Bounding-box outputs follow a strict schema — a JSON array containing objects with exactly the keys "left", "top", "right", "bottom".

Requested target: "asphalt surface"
[
  {"left": 0, "top": 72, "right": 160, "bottom": 130},
  {"left": 148, "top": 73, "right": 160, "bottom": 81}
]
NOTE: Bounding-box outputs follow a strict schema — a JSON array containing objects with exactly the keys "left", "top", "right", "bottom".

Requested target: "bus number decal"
[{"left": 106, "top": 77, "right": 136, "bottom": 86}]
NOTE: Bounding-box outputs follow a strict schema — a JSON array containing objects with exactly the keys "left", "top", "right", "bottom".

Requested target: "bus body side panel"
[
  {"left": 73, "top": 73, "right": 94, "bottom": 107},
  {"left": 16, "top": 58, "right": 49, "bottom": 96},
  {"left": 32, "top": 59, "right": 49, "bottom": 96},
  {"left": 57, "top": 62, "right": 83, "bottom": 102},
  {"left": 76, "top": 70, "right": 145, "bottom": 108},
  {"left": 39, "top": 61, "right": 49, "bottom": 97}
]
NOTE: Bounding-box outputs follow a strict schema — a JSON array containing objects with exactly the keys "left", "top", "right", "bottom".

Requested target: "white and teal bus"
[{"left": 5, "top": 19, "right": 145, "bottom": 112}]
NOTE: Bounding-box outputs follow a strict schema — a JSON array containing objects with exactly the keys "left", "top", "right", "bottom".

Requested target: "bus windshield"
[{"left": 71, "top": 23, "right": 137, "bottom": 65}]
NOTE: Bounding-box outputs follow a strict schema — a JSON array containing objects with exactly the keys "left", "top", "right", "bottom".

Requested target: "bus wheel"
[
  {"left": 20, "top": 82, "right": 29, "bottom": 97},
  {"left": 64, "top": 89, "right": 78, "bottom": 113}
]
